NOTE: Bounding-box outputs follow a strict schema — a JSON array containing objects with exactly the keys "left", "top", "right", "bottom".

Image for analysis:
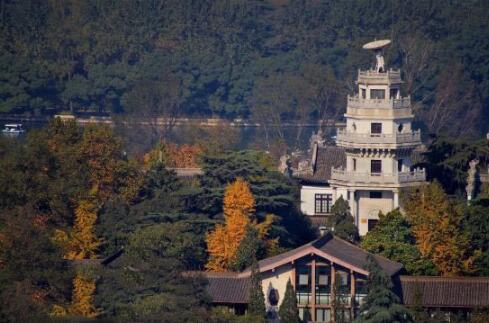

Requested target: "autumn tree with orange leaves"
[
  {"left": 206, "top": 178, "right": 276, "bottom": 271},
  {"left": 402, "top": 182, "right": 476, "bottom": 276}
]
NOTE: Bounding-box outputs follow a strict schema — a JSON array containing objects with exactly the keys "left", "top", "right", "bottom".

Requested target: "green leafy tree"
[
  {"left": 302, "top": 307, "right": 312, "bottom": 323},
  {"left": 0, "top": 207, "right": 71, "bottom": 322},
  {"left": 233, "top": 226, "right": 266, "bottom": 271},
  {"left": 332, "top": 273, "right": 349, "bottom": 323},
  {"left": 462, "top": 202, "right": 489, "bottom": 275},
  {"left": 328, "top": 196, "right": 359, "bottom": 243},
  {"left": 96, "top": 222, "right": 209, "bottom": 321},
  {"left": 278, "top": 279, "right": 300, "bottom": 323},
  {"left": 423, "top": 137, "right": 489, "bottom": 195},
  {"left": 197, "top": 150, "right": 315, "bottom": 248},
  {"left": 361, "top": 209, "right": 437, "bottom": 275},
  {"left": 356, "top": 255, "right": 412, "bottom": 323}
]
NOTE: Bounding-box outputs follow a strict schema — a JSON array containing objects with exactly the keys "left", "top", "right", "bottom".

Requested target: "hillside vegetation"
[{"left": 1, "top": 0, "right": 488, "bottom": 137}]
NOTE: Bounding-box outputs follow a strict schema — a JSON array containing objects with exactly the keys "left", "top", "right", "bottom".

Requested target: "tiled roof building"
[{"left": 198, "top": 233, "right": 489, "bottom": 322}]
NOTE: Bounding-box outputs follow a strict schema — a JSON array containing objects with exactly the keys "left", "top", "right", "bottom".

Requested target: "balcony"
[
  {"left": 358, "top": 69, "right": 402, "bottom": 84},
  {"left": 336, "top": 129, "right": 421, "bottom": 149},
  {"left": 347, "top": 95, "right": 411, "bottom": 110},
  {"left": 330, "top": 168, "right": 426, "bottom": 186}
]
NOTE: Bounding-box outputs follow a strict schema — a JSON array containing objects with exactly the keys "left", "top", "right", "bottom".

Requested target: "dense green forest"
[{"left": 1, "top": 0, "right": 489, "bottom": 137}]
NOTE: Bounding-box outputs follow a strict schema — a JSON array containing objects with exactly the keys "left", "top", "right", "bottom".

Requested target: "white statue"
[
  {"left": 466, "top": 159, "right": 479, "bottom": 203},
  {"left": 375, "top": 51, "right": 385, "bottom": 72}
]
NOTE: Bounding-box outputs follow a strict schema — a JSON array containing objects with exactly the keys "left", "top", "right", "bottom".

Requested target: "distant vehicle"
[{"left": 2, "top": 123, "right": 25, "bottom": 135}]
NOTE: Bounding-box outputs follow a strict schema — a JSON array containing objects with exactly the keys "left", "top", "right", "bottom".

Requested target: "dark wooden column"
[
  {"left": 331, "top": 262, "right": 336, "bottom": 322},
  {"left": 311, "top": 258, "right": 316, "bottom": 322},
  {"left": 351, "top": 270, "right": 356, "bottom": 319}
]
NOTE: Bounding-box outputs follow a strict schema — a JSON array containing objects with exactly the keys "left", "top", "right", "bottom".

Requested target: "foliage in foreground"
[
  {"left": 402, "top": 182, "right": 476, "bottom": 276},
  {"left": 327, "top": 196, "right": 359, "bottom": 243},
  {"left": 361, "top": 209, "right": 437, "bottom": 276},
  {"left": 356, "top": 255, "right": 412, "bottom": 323},
  {"left": 278, "top": 279, "right": 300, "bottom": 323}
]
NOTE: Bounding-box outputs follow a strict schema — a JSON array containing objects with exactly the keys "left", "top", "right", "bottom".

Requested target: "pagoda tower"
[{"left": 329, "top": 39, "right": 426, "bottom": 235}]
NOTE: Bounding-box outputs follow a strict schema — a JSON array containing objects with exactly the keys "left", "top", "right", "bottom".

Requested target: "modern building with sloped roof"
[
  {"left": 200, "top": 232, "right": 403, "bottom": 321},
  {"left": 197, "top": 233, "right": 489, "bottom": 322}
]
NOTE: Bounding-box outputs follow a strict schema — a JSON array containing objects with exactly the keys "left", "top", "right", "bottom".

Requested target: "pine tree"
[
  {"left": 247, "top": 259, "right": 266, "bottom": 320},
  {"left": 328, "top": 196, "right": 359, "bottom": 243},
  {"left": 233, "top": 225, "right": 266, "bottom": 271},
  {"left": 303, "top": 306, "right": 312, "bottom": 322},
  {"left": 356, "top": 255, "right": 412, "bottom": 323},
  {"left": 278, "top": 279, "right": 300, "bottom": 323},
  {"left": 332, "top": 273, "right": 348, "bottom": 323}
]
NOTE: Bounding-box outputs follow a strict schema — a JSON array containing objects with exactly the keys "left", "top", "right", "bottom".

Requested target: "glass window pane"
[
  {"left": 371, "top": 89, "right": 385, "bottom": 99},
  {"left": 371, "top": 160, "right": 382, "bottom": 173}
]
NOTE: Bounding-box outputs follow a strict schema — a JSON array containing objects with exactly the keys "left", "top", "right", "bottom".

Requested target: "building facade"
[
  {"left": 298, "top": 40, "right": 426, "bottom": 235},
  {"left": 203, "top": 233, "right": 403, "bottom": 322},
  {"left": 202, "top": 233, "right": 489, "bottom": 322}
]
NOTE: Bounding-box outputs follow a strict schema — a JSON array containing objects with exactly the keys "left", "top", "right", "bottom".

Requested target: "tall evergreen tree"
[
  {"left": 356, "top": 255, "right": 412, "bottom": 323},
  {"left": 332, "top": 273, "right": 349, "bottom": 323},
  {"left": 247, "top": 259, "right": 266, "bottom": 320},
  {"left": 233, "top": 225, "right": 266, "bottom": 271},
  {"left": 278, "top": 279, "right": 300, "bottom": 323},
  {"left": 361, "top": 209, "right": 437, "bottom": 276},
  {"left": 328, "top": 196, "right": 359, "bottom": 243}
]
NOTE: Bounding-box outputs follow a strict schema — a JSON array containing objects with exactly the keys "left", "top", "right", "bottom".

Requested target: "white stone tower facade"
[{"left": 329, "top": 39, "right": 426, "bottom": 235}]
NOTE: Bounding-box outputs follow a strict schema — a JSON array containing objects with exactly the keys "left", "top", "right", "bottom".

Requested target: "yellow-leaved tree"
[
  {"left": 206, "top": 178, "right": 279, "bottom": 271},
  {"left": 51, "top": 126, "right": 143, "bottom": 318},
  {"left": 67, "top": 200, "right": 100, "bottom": 260},
  {"left": 206, "top": 178, "right": 255, "bottom": 271},
  {"left": 70, "top": 273, "right": 99, "bottom": 318},
  {"left": 403, "top": 182, "right": 475, "bottom": 276}
]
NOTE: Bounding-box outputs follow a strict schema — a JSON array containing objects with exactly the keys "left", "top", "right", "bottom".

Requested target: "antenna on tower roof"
[{"left": 363, "top": 39, "right": 391, "bottom": 72}]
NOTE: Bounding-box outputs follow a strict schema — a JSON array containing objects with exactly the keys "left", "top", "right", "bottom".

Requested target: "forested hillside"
[{"left": 1, "top": 0, "right": 489, "bottom": 137}]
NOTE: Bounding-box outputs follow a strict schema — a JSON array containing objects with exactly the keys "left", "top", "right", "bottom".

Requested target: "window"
[
  {"left": 315, "top": 194, "right": 332, "bottom": 214},
  {"left": 296, "top": 266, "right": 311, "bottom": 305},
  {"left": 398, "top": 123, "right": 403, "bottom": 133},
  {"left": 361, "top": 88, "right": 366, "bottom": 99},
  {"left": 299, "top": 308, "right": 312, "bottom": 321},
  {"left": 353, "top": 158, "right": 357, "bottom": 171},
  {"left": 370, "top": 160, "right": 382, "bottom": 174},
  {"left": 368, "top": 219, "right": 379, "bottom": 231},
  {"left": 390, "top": 88, "right": 398, "bottom": 99},
  {"left": 398, "top": 159, "right": 403, "bottom": 172},
  {"left": 316, "top": 309, "right": 331, "bottom": 323},
  {"left": 371, "top": 123, "right": 382, "bottom": 134},
  {"left": 370, "top": 89, "right": 385, "bottom": 99},
  {"left": 369, "top": 191, "right": 382, "bottom": 199},
  {"left": 336, "top": 269, "right": 351, "bottom": 294},
  {"left": 355, "top": 275, "right": 368, "bottom": 307},
  {"left": 316, "top": 266, "right": 331, "bottom": 305}
]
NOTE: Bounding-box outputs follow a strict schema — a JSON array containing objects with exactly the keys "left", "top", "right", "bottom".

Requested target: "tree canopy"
[{"left": 1, "top": 1, "right": 489, "bottom": 137}]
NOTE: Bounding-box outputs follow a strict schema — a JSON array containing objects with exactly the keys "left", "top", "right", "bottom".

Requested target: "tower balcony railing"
[
  {"left": 330, "top": 168, "right": 426, "bottom": 185},
  {"left": 347, "top": 95, "right": 411, "bottom": 109},
  {"left": 358, "top": 69, "right": 401, "bottom": 83},
  {"left": 336, "top": 129, "right": 421, "bottom": 146}
]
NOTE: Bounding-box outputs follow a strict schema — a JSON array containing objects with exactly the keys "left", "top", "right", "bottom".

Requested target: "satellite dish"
[
  {"left": 362, "top": 39, "right": 391, "bottom": 50},
  {"left": 362, "top": 39, "right": 391, "bottom": 72}
]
